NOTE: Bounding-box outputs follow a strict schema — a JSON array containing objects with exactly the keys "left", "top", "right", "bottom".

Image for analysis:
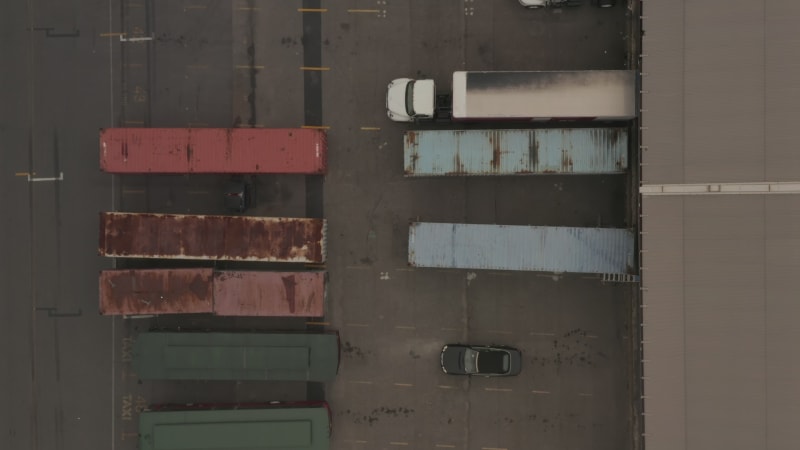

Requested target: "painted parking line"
[
  {"left": 347, "top": 9, "right": 380, "bottom": 13},
  {"left": 344, "top": 440, "right": 368, "bottom": 444},
  {"left": 301, "top": 125, "right": 331, "bottom": 130},
  {"left": 437, "top": 385, "right": 457, "bottom": 390},
  {"left": 298, "top": 8, "right": 327, "bottom": 12},
  {"left": 484, "top": 387, "right": 512, "bottom": 392},
  {"left": 530, "top": 332, "right": 556, "bottom": 337},
  {"left": 393, "top": 383, "right": 413, "bottom": 387},
  {"left": 531, "top": 390, "right": 550, "bottom": 395},
  {"left": 360, "top": 126, "right": 381, "bottom": 131},
  {"left": 349, "top": 380, "right": 374, "bottom": 385},
  {"left": 300, "top": 66, "right": 330, "bottom": 71},
  {"left": 586, "top": 334, "right": 599, "bottom": 339}
]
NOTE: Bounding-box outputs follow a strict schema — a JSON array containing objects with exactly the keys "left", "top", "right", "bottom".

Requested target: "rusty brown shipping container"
[
  {"left": 99, "top": 269, "right": 214, "bottom": 315},
  {"left": 99, "top": 269, "right": 326, "bottom": 317},
  {"left": 213, "top": 271, "right": 325, "bottom": 317},
  {"left": 98, "top": 212, "right": 327, "bottom": 263}
]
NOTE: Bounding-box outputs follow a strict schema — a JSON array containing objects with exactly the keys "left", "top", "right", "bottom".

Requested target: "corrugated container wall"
[
  {"left": 99, "top": 269, "right": 214, "bottom": 315},
  {"left": 404, "top": 128, "right": 628, "bottom": 176},
  {"left": 99, "top": 128, "right": 327, "bottom": 174},
  {"left": 98, "top": 212, "right": 327, "bottom": 263},
  {"left": 99, "top": 269, "right": 326, "bottom": 317},
  {"left": 213, "top": 271, "right": 326, "bottom": 317},
  {"left": 408, "top": 222, "right": 635, "bottom": 274}
]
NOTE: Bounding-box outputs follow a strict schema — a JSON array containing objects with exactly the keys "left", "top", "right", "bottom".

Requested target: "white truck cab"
[{"left": 386, "top": 78, "right": 436, "bottom": 122}]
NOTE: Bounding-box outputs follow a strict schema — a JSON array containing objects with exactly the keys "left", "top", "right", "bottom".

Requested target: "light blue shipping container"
[
  {"left": 404, "top": 128, "right": 628, "bottom": 176},
  {"left": 408, "top": 222, "right": 635, "bottom": 275}
]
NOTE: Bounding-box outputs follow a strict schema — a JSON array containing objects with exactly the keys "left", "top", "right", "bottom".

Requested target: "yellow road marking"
[
  {"left": 484, "top": 388, "right": 512, "bottom": 392},
  {"left": 15, "top": 172, "right": 34, "bottom": 177},
  {"left": 300, "top": 66, "right": 329, "bottom": 71},
  {"left": 302, "top": 125, "right": 331, "bottom": 130},
  {"left": 298, "top": 8, "right": 327, "bottom": 12},
  {"left": 360, "top": 126, "right": 381, "bottom": 131}
]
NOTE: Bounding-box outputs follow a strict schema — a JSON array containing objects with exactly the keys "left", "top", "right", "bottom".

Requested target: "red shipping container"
[
  {"left": 99, "top": 269, "right": 214, "bottom": 315},
  {"left": 213, "top": 271, "right": 326, "bottom": 317},
  {"left": 100, "top": 128, "right": 327, "bottom": 174}
]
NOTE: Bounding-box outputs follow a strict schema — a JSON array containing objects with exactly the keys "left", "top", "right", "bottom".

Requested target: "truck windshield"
[{"left": 405, "top": 81, "right": 416, "bottom": 117}]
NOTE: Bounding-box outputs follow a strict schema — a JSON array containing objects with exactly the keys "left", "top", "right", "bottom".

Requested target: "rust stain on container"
[
  {"left": 99, "top": 269, "right": 214, "bottom": 315},
  {"left": 99, "top": 212, "right": 327, "bottom": 263},
  {"left": 213, "top": 271, "right": 325, "bottom": 317}
]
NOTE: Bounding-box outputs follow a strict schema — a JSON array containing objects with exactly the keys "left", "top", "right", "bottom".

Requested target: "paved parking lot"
[{"left": 2, "top": 1, "right": 636, "bottom": 450}]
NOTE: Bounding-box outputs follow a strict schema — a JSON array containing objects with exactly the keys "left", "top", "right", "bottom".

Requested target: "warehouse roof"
[{"left": 640, "top": 2, "right": 800, "bottom": 450}]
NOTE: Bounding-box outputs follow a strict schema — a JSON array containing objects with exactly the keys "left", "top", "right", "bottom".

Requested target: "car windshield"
[
  {"left": 405, "top": 81, "right": 416, "bottom": 117},
  {"left": 476, "top": 350, "right": 510, "bottom": 374},
  {"left": 462, "top": 348, "right": 478, "bottom": 373}
]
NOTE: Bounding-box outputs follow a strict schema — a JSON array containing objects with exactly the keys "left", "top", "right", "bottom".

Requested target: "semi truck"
[
  {"left": 98, "top": 269, "right": 327, "bottom": 317},
  {"left": 387, "top": 70, "right": 636, "bottom": 122},
  {"left": 100, "top": 128, "right": 327, "bottom": 174},
  {"left": 404, "top": 128, "right": 628, "bottom": 176}
]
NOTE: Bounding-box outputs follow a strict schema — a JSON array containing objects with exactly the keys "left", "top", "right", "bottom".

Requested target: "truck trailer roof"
[{"left": 451, "top": 70, "right": 636, "bottom": 121}]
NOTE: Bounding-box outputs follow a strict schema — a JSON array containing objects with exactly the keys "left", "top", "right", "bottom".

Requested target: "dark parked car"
[{"left": 440, "top": 344, "right": 522, "bottom": 376}]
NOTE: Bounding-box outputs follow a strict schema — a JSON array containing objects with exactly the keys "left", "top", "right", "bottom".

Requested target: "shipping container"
[
  {"left": 98, "top": 269, "right": 214, "bottom": 316},
  {"left": 133, "top": 331, "right": 340, "bottom": 381},
  {"left": 404, "top": 128, "right": 628, "bottom": 176},
  {"left": 100, "top": 128, "right": 327, "bottom": 174},
  {"left": 140, "top": 404, "right": 331, "bottom": 450},
  {"left": 98, "top": 212, "right": 326, "bottom": 263},
  {"left": 408, "top": 222, "right": 635, "bottom": 274},
  {"left": 213, "top": 270, "right": 325, "bottom": 317},
  {"left": 99, "top": 269, "right": 326, "bottom": 317}
]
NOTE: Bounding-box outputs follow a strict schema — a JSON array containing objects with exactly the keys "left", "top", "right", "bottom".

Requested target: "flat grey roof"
[{"left": 640, "top": 1, "right": 800, "bottom": 449}]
